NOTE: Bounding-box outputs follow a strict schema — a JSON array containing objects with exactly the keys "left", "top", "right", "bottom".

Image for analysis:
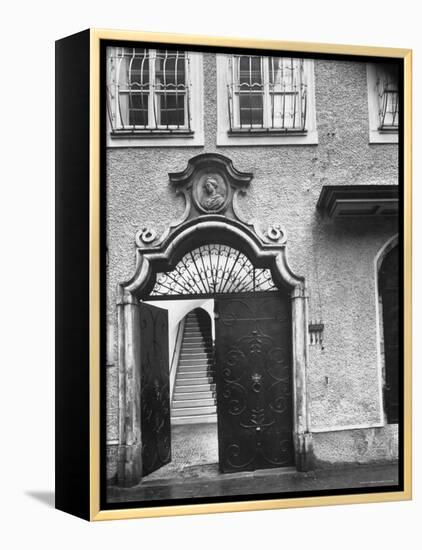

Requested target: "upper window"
[
  {"left": 228, "top": 56, "right": 307, "bottom": 133},
  {"left": 367, "top": 63, "right": 399, "bottom": 144},
  {"left": 107, "top": 47, "right": 204, "bottom": 147},
  {"left": 217, "top": 55, "right": 317, "bottom": 146},
  {"left": 376, "top": 65, "right": 399, "bottom": 131}
]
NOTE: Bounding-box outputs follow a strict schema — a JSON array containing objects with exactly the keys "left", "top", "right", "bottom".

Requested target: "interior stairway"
[{"left": 171, "top": 309, "right": 217, "bottom": 425}]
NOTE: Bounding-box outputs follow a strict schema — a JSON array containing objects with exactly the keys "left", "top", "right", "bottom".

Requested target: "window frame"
[
  {"left": 217, "top": 54, "right": 318, "bottom": 146},
  {"left": 107, "top": 48, "right": 204, "bottom": 147},
  {"left": 367, "top": 63, "right": 399, "bottom": 144}
]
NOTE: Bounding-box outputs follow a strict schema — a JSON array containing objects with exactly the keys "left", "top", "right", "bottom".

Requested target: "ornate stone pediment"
[
  {"left": 169, "top": 153, "right": 252, "bottom": 219},
  {"left": 135, "top": 153, "right": 287, "bottom": 250}
]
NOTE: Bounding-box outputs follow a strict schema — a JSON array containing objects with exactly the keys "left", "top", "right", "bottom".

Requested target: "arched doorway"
[
  {"left": 115, "top": 154, "right": 312, "bottom": 487},
  {"left": 378, "top": 242, "right": 399, "bottom": 424}
]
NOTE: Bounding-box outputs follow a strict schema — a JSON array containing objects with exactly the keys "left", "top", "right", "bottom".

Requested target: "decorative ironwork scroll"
[
  {"left": 215, "top": 294, "right": 294, "bottom": 473},
  {"left": 150, "top": 244, "right": 277, "bottom": 297},
  {"left": 140, "top": 303, "right": 171, "bottom": 476}
]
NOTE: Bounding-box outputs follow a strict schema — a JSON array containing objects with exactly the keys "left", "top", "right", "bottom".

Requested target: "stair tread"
[
  {"left": 179, "top": 366, "right": 214, "bottom": 376},
  {"left": 179, "top": 358, "right": 212, "bottom": 361},
  {"left": 176, "top": 376, "right": 212, "bottom": 384},
  {"left": 174, "top": 392, "right": 215, "bottom": 399},
  {"left": 173, "top": 399, "right": 216, "bottom": 409},
  {"left": 174, "top": 388, "right": 215, "bottom": 395},
  {"left": 172, "top": 406, "right": 217, "bottom": 416}
]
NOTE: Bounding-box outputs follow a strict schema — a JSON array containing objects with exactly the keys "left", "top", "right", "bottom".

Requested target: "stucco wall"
[{"left": 105, "top": 53, "right": 399, "bottom": 477}]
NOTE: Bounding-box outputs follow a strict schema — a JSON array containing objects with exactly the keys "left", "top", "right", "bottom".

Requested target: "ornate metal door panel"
[
  {"left": 215, "top": 294, "right": 294, "bottom": 473},
  {"left": 139, "top": 303, "right": 171, "bottom": 476}
]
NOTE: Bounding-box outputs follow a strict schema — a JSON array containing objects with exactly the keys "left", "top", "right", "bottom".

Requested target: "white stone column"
[{"left": 116, "top": 298, "right": 143, "bottom": 487}]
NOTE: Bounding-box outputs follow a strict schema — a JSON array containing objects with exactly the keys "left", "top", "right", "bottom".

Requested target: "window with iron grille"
[
  {"left": 367, "top": 62, "right": 399, "bottom": 144},
  {"left": 107, "top": 48, "right": 193, "bottom": 135},
  {"left": 227, "top": 55, "right": 307, "bottom": 133},
  {"left": 376, "top": 64, "right": 399, "bottom": 131}
]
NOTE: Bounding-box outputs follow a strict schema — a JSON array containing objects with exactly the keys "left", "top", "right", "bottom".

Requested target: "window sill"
[
  {"left": 229, "top": 128, "right": 307, "bottom": 137},
  {"left": 107, "top": 129, "right": 204, "bottom": 148},
  {"left": 369, "top": 129, "right": 399, "bottom": 144},
  {"left": 110, "top": 129, "right": 194, "bottom": 138},
  {"left": 217, "top": 128, "right": 318, "bottom": 146}
]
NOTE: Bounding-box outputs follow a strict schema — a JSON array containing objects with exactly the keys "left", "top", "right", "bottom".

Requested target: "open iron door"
[
  {"left": 214, "top": 294, "right": 294, "bottom": 473},
  {"left": 140, "top": 302, "right": 171, "bottom": 476}
]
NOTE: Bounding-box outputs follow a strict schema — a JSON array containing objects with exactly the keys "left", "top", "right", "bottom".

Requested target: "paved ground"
[
  {"left": 145, "top": 423, "right": 218, "bottom": 481},
  {"left": 108, "top": 422, "right": 399, "bottom": 504},
  {"left": 108, "top": 462, "right": 399, "bottom": 504}
]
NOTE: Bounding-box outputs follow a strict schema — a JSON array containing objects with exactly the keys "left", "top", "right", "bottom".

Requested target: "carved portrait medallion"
[{"left": 193, "top": 172, "right": 229, "bottom": 213}]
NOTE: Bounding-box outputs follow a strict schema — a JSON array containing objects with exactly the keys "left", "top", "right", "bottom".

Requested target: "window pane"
[
  {"left": 239, "top": 93, "right": 263, "bottom": 126},
  {"left": 238, "top": 56, "right": 262, "bottom": 87},
  {"left": 128, "top": 48, "right": 149, "bottom": 89},
  {"left": 269, "top": 58, "right": 300, "bottom": 90},
  {"left": 128, "top": 93, "right": 149, "bottom": 126},
  {"left": 377, "top": 64, "right": 399, "bottom": 129},
  {"left": 157, "top": 93, "right": 185, "bottom": 126},
  {"left": 268, "top": 57, "right": 305, "bottom": 130},
  {"left": 156, "top": 50, "right": 186, "bottom": 88},
  {"left": 272, "top": 93, "right": 299, "bottom": 129}
]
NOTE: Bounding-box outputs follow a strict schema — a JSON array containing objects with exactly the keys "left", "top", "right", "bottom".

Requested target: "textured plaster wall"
[
  {"left": 105, "top": 53, "right": 399, "bottom": 474},
  {"left": 313, "top": 425, "right": 399, "bottom": 467}
]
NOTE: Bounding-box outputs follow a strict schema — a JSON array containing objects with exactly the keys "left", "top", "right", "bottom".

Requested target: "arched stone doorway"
[{"left": 116, "top": 154, "right": 312, "bottom": 486}]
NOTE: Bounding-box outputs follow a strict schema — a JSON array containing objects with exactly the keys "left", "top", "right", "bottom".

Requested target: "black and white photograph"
[{"left": 103, "top": 43, "right": 403, "bottom": 507}]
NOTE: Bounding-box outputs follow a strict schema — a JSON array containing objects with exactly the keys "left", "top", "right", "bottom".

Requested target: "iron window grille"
[
  {"left": 107, "top": 48, "right": 193, "bottom": 135},
  {"left": 376, "top": 64, "right": 399, "bottom": 131},
  {"left": 227, "top": 55, "right": 307, "bottom": 134},
  {"left": 150, "top": 244, "right": 277, "bottom": 297}
]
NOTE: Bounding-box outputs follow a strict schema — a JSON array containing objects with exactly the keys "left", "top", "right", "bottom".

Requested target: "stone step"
[
  {"left": 180, "top": 350, "right": 212, "bottom": 356},
  {"left": 179, "top": 362, "right": 214, "bottom": 369},
  {"left": 172, "top": 398, "right": 216, "bottom": 409},
  {"left": 181, "top": 344, "right": 213, "bottom": 351},
  {"left": 178, "top": 369, "right": 214, "bottom": 377},
  {"left": 180, "top": 354, "right": 213, "bottom": 359},
  {"left": 176, "top": 362, "right": 215, "bottom": 377},
  {"left": 178, "top": 370, "right": 214, "bottom": 379},
  {"left": 178, "top": 364, "right": 214, "bottom": 372},
  {"left": 179, "top": 358, "right": 212, "bottom": 366},
  {"left": 175, "top": 376, "right": 214, "bottom": 386},
  {"left": 182, "top": 342, "right": 210, "bottom": 349},
  {"left": 171, "top": 414, "right": 217, "bottom": 425},
  {"left": 174, "top": 383, "right": 216, "bottom": 393},
  {"left": 184, "top": 328, "right": 211, "bottom": 335},
  {"left": 173, "top": 391, "right": 215, "bottom": 401},
  {"left": 171, "top": 405, "right": 217, "bottom": 417},
  {"left": 179, "top": 349, "right": 213, "bottom": 361}
]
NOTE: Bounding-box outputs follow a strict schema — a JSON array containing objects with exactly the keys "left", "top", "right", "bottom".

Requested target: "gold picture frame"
[{"left": 56, "top": 28, "right": 412, "bottom": 521}]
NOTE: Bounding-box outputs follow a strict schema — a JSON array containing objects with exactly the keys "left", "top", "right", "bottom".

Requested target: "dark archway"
[{"left": 378, "top": 244, "right": 399, "bottom": 424}]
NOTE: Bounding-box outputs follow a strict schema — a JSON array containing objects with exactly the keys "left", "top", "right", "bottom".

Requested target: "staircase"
[{"left": 171, "top": 309, "right": 217, "bottom": 425}]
